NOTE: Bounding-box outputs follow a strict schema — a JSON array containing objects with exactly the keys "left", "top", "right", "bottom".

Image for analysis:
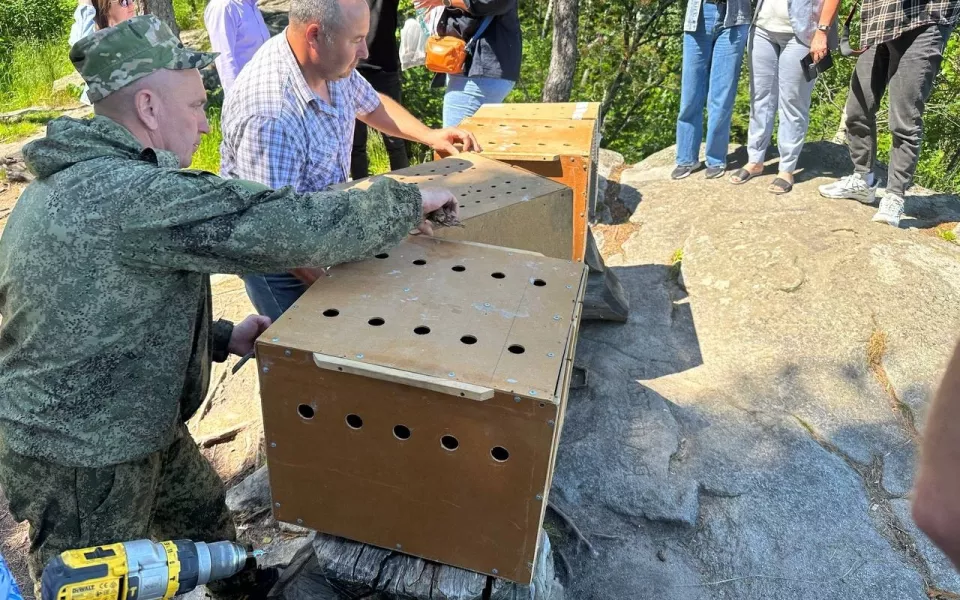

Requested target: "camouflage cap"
[{"left": 70, "top": 15, "right": 218, "bottom": 103}]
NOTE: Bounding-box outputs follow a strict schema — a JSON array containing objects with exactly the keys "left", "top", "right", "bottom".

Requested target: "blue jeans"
[
  {"left": 443, "top": 75, "right": 516, "bottom": 128},
  {"left": 676, "top": 2, "right": 749, "bottom": 168},
  {"left": 242, "top": 273, "right": 308, "bottom": 322}
]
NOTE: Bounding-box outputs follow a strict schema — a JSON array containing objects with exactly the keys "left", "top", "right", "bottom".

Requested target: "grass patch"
[
  {"left": 0, "top": 109, "right": 63, "bottom": 143},
  {"left": 866, "top": 328, "right": 888, "bottom": 368},
  {"left": 173, "top": 0, "right": 210, "bottom": 32},
  {"left": 190, "top": 105, "right": 222, "bottom": 173},
  {"left": 936, "top": 228, "right": 957, "bottom": 243},
  {"left": 367, "top": 130, "right": 390, "bottom": 176},
  {"left": 0, "top": 39, "right": 76, "bottom": 112},
  {"left": 669, "top": 248, "right": 683, "bottom": 281}
]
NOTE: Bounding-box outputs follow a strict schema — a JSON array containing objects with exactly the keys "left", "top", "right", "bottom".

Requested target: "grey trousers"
[
  {"left": 747, "top": 27, "right": 817, "bottom": 173},
  {"left": 845, "top": 23, "right": 952, "bottom": 196}
]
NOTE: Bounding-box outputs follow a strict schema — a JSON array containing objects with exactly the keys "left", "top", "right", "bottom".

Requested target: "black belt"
[{"left": 705, "top": 0, "right": 727, "bottom": 4}]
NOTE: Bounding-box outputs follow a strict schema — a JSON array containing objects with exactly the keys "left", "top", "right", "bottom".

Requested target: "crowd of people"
[{"left": 674, "top": 0, "right": 958, "bottom": 227}]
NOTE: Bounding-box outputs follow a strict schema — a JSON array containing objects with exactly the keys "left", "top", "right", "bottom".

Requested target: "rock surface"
[{"left": 561, "top": 141, "right": 960, "bottom": 599}]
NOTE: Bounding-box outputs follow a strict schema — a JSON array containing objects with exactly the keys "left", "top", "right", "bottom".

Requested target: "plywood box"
[
  {"left": 332, "top": 153, "right": 575, "bottom": 261},
  {"left": 473, "top": 101, "right": 600, "bottom": 123},
  {"left": 256, "top": 236, "right": 587, "bottom": 584},
  {"left": 457, "top": 117, "right": 600, "bottom": 263}
]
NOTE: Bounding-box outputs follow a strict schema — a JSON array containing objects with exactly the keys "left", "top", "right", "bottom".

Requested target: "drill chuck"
[{"left": 41, "top": 539, "right": 254, "bottom": 600}]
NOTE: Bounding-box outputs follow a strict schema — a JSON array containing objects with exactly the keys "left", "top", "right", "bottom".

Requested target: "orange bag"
[{"left": 425, "top": 35, "right": 468, "bottom": 75}]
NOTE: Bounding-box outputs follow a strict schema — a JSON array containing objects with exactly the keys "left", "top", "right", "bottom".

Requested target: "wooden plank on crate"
[{"left": 473, "top": 101, "right": 601, "bottom": 122}]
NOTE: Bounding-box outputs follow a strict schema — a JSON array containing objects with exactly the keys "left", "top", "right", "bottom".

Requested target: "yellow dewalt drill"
[{"left": 40, "top": 539, "right": 260, "bottom": 600}]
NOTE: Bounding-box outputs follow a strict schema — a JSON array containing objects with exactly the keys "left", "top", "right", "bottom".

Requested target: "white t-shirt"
[{"left": 756, "top": 0, "right": 794, "bottom": 33}]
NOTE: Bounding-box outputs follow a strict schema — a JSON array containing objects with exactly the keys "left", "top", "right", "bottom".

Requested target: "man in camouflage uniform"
[{"left": 0, "top": 16, "right": 456, "bottom": 598}]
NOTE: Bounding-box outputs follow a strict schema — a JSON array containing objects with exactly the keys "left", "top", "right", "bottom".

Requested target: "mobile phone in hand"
[{"left": 800, "top": 52, "right": 834, "bottom": 82}]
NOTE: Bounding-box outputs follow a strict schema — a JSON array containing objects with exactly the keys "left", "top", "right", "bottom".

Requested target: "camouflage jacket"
[{"left": 0, "top": 116, "right": 421, "bottom": 467}]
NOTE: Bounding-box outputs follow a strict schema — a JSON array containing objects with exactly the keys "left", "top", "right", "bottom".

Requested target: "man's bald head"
[
  {"left": 287, "top": 0, "right": 370, "bottom": 81},
  {"left": 95, "top": 68, "right": 210, "bottom": 168}
]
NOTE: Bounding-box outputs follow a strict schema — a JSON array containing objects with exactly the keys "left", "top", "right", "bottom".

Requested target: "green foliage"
[
  {"left": 0, "top": 0, "right": 74, "bottom": 52},
  {"left": 0, "top": 40, "right": 75, "bottom": 112},
  {"left": 190, "top": 103, "right": 222, "bottom": 173},
  {"left": 173, "top": 0, "right": 210, "bottom": 32}
]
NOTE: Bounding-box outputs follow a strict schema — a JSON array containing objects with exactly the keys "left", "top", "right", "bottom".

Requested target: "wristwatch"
[
  {"left": 442, "top": 0, "right": 453, "bottom": 6},
  {"left": 817, "top": 24, "right": 830, "bottom": 31}
]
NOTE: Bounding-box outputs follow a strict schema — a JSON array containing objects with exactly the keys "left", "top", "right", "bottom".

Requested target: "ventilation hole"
[
  {"left": 414, "top": 326, "right": 431, "bottom": 335},
  {"left": 521, "top": 187, "right": 527, "bottom": 190},
  {"left": 323, "top": 309, "right": 340, "bottom": 317},
  {"left": 346, "top": 414, "right": 363, "bottom": 429},
  {"left": 533, "top": 279, "right": 546, "bottom": 287},
  {"left": 461, "top": 335, "right": 478, "bottom": 345},
  {"left": 393, "top": 425, "right": 411, "bottom": 440},
  {"left": 539, "top": 403, "right": 546, "bottom": 408},
  {"left": 368, "top": 317, "right": 385, "bottom": 326},
  {"left": 441, "top": 435, "right": 459, "bottom": 451},
  {"left": 452, "top": 265, "right": 466, "bottom": 272},
  {"left": 413, "top": 259, "right": 427, "bottom": 266},
  {"left": 492, "top": 272, "right": 506, "bottom": 279},
  {"left": 375, "top": 253, "right": 389, "bottom": 259},
  {"left": 460, "top": 193, "right": 467, "bottom": 197},
  {"left": 491, "top": 446, "right": 510, "bottom": 462},
  {"left": 505, "top": 181, "right": 511, "bottom": 184},
  {"left": 491, "top": 185, "right": 497, "bottom": 188},
  {"left": 508, "top": 345, "right": 525, "bottom": 355},
  {"left": 297, "top": 404, "right": 315, "bottom": 420},
  {"left": 459, "top": 204, "right": 465, "bottom": 208},
  {"left": 490, "top": 196, "right": 496, "bottom": 199}
]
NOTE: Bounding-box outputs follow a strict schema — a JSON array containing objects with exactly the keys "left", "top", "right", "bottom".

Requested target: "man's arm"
[
  {"left": 359, "top": 94, "right": 481, "bottom": 156},
  {"left": 205, "top": 4, "right": 242, "bottom": 92},
  {"left": 913, "top": 338, "right": 960, "bottom": 568}
]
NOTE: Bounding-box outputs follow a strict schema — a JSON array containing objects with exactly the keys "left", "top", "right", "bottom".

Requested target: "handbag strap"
[
  {"left": 466, "top": 15, "right": 495, "bottom": 54},
  {"left": 839, "top": 0, "right": 868, "bottom": 57}
]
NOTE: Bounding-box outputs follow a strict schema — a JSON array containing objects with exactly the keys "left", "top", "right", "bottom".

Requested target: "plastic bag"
[{"left": 400, "top": 7, "right": 442, "bottom": 71}]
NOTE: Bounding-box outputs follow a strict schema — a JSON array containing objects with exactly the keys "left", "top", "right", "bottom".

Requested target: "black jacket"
[
  {"left": 359, "top": 0, "right": 400, "bottom": 73},
  {"left": 436, "top": 0, "right": 521, "bottom": 81}
]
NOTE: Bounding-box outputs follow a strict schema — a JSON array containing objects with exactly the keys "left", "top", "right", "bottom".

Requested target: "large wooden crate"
[
  {"left": 256, "top": 236, "right": 587, "bottom": 584},
  {"left": 332, "top": 153, "right": 575, "bottom": 261},
  {"left": 473, "top": 101, "right": 600, "bottom": 124},
  {"left": 457, "top": 116, "right": 600, "bottom": 263}
]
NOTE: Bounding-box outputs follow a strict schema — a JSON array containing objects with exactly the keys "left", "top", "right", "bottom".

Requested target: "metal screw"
[
  {"left": 291, "top": 304, "right": 299, "bottom": 309},
  {"left": 530, "top": 390, "right": 538, "bottom": 396},
  {"left": 566, "top": 285, "right": 572, "bottom": 289},
  {"left": 547, "top": 353, "right": 555, "bottom": 358},
  {"left": 284, "top": 350, "right": 292, "bottom": 357},
  {"left": 448, "top": 372, "right": 456, "bottom": 378},
  {"left": 535, "top": 494, "right": 543, "bottom": 501},
  {"left": 271, "top": 337, "right": 279, "bottom": 342},
  {"left": 553, "top": 315, "right": 561, "bottom": 321},
  {"left": 404, "top": 288, "right": 411, "bottom": 292},
  {"left": 356, "top": 354, "right": 364, "bottom": 359},
  {"left": 262, "top": 366, "right": 270, "bottom": 373},
  {"left": 396, "top": 544, "right": 402, "bottom": 550},
  {"left": 484, "top": 303, "right": 491, "bottom": 307},
  {"left": 548, "top": 420, "right": 555, "bottom": 427},
  {"left": 492, "top": 569, "right": 499, "bottom": 575},
  {"left": 297, "top": 519, "right": 303, "bottom": 525},
  {"left": 270, "top": 442, "right": 277, "bottom": 448},
  {"left": 274, "top": 502, "right": 281, "bottom": 508},
  {"left": 514, "top": 396, "right": 521, "bottom": 403}
]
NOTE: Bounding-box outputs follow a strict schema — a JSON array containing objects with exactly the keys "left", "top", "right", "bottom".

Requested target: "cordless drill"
[{"left": 40, "top": 539, "right": 260, "bottom": 600}]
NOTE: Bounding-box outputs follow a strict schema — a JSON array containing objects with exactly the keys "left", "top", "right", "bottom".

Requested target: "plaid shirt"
[
  {"left": 860, "top": 0, "right": 960, "bottom": 47},
  {"left": 220, "top": 32, "right": 381, "bottom": 192}
]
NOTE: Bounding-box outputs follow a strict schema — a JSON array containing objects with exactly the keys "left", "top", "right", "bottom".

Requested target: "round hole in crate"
[
  {"left": 452, "top": 265, "right": 466, "bottom": 272},
  {"left": 475, "top": 200, "right": 481, "bottom": 204},
  {"left": 368, "top": 317, "right": 385, "bottom": 326},
  {"left": 297, "top": 404, "right": 315, "bottom": 420},
  {"left": 460, "top": 193, "right": 467, "bottom": 197},
  {"left": 490, "top": 196, "right": 495, "bottom": 199},
  {"left": 461, "top": 335, "right": 478, "bottom": 345},
  {"left": 459, "top": 204, "right": 465, "bottom": 208},
  {"left": 394, "top": 425, "right": 411, "bottom": 440},
  {"left": 441, "top": 435, "right": 459, "bottom": 451},
  {"left": 414, "top": 326, "right": 431, "bottom": 335},
  {"left": 323, "top": 309, "right": 340, "bottom": 317},
  {"left": 533, "top": 279, "right": 547, "bottom": 287},
  {"left": 413, "top": 259, "right": 427, "bottom": 266},
  {"left": 492, "top": 272, "right": 506, "bottom": 279},
  {"left": 521, "top": 187, "right": 527, "bottom": 190},
  {"left": 508, "top": 345, "right": 525, "bottom": 355},
  {"left": 491, "top": 446, "right": 510, "bottom": 462},
  {"left": 539, "top": 403, "right": 546, "bottom": 408},
  {"left": 346, "top": 414, "right": 364, "bottom": 429}
]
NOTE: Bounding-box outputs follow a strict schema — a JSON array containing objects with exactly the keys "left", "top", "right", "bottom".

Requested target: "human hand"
[
  {"left": 426, "top": 128, "right": 482, "bottom": 157},
  {"left": 227, "top": 314, "right": 272, "bottom": 357},
  {"left": 417, "top": 187, "right": 458, "bottom": 235},
  {"left": 810, "top": 30, "right": 829, "bottom": 63},
  {"left": 289, "top": 267, "right": 328, "bottom": 285}
]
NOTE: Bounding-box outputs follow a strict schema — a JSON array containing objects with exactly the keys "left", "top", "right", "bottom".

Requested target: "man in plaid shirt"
[
  {"left": 221, "top": 0, "right": 479, "bottom": 320},
  {"left": 819, "top": 0, "right": 958, "bottom": 227}
]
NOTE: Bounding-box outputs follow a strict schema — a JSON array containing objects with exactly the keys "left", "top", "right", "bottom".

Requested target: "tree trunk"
[
  {"left": 140, "top": 0, "right": 180, "bottom": 37},
  {"left": 542, "top": 0, "right": 580, "bottom": 103}
]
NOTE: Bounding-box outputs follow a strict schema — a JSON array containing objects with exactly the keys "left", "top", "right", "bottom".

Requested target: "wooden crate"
[
  {"left": 457, "top": 116, "right": 600, "bottom": 263},
  {"left": 473, "top": 101, "right": 600, "bottom": 123},
  {"left": 332, "top": 154, "right": 575, "bottom": 261},
  {"left": 256, "top": 237, "right": 587, "bottom": 584}
]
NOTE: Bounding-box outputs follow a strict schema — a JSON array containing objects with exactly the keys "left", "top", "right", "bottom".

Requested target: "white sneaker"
[
  {"left": 872, "top": 194, "right": 904, "bottom": 227},
  {"left": 818, "top": 173, "right": 878, "bottom": 204}
]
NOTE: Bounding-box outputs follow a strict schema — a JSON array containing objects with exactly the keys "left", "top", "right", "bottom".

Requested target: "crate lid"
[
  {"left": 259, "top": 237, "right": 587, "bottom": 404},
  {"left": 473, "top": 102, "right": 600, "bottom": 122},
  {"left": 332, "top": 154, "right": 569, "bottom": 222},
  {"left": 458, "top": 118, "right": 596, "bottom": 161}
]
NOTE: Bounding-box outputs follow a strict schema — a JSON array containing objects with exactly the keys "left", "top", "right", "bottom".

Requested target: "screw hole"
[
  {"left": 323, "top": 309, "right": 340, "bottom": 317},
  {"left": 441, "top": 435, "right": 459, "bottom": 451},
  {"left": 297, "top": 404, "right": 315, "bottom": 420},
  {"left": 492, "top": 272, "right": 506, "bottom": 279},
  {"left": 491, "top": 446, "right": 510, "bottom": 462},
  {"left": 368, "top": 317, "right": 385, "bottom": 326},
  {"left": 533, "top": 279, "right": 546, "bottom": 287},
  {"left": 508, "top": 345, "right": 525, "bottom": 354},
  {"left": 375, "top": 253, "right": 389, "bottom": 259},
  {"left": 346, "top": 414, "right": 363, "bottom": 429},
  {"left": 539, "top": 403, "right": 546, "bottom": 408},
  {"left": 393, "top": 425, "right": 411, "bottom": 440},
  {"left": 413, "top": 259, "right": 427, "bottom": 266},
  {"left": 414, "top": 326, "right": 431, "bottom": 335},
  {"left": 461, "top": 335, "right": 478, "bottom": 345},
  {"left": 452, "top": 265, "right": 466, "bottom": 272}
]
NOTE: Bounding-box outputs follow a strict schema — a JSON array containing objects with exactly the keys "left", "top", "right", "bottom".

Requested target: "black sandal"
[
  {"left": 730, "top": 168, "right": 759, "bottom": 184},
  {"left": 769, "top": 177, "right": 793, "bottom": 194}
]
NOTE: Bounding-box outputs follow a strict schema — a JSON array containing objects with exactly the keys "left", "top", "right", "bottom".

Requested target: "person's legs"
[
  {"left": 372, "top": 70, "right": 411, "bottom": 171},
  {"left": 742, "top": 27, "right": 781, "bottom": 176},
  {"left": 675, "top": 3, "right": 714, "bottom": 169},
  {"left": 442, "top": 75, "right": 516, "bottom": 128},
  {"left": 774, "top": 33, "right": 817, "bottom": 175},
  {"left": 705, "top": 18, "right": 749, "bottom": 170},
  {"left": 351, "top": 119, "right": 370, "bottom": 180},
  {"left": 242, "top": 273, "right": 309, "bottom": 322}
]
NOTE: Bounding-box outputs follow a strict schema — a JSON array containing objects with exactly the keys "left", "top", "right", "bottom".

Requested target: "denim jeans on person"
[
  {"left": 443, "top": 75, "right": 516, "bottom": 128},
  {"left": 676, "top": 2, "right": 749, "bottom": 169},
  {"left": 242, "top": 273, "right": 309, "bottom": 322}
]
